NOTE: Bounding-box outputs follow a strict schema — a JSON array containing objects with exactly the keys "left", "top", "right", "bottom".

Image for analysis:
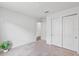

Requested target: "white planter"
[{"left": 3, "top": 49, "right": 8, "bottom": 52}]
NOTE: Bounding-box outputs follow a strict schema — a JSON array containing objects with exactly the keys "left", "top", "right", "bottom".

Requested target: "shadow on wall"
[{"left": 1, "top": 21, "right": 35, "bottom": 48}]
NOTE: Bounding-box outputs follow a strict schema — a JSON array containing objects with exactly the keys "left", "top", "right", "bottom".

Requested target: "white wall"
[
  {"left": 0, "top": 7, "right": 37, "bottom": 48},
  {"left": 46, "top": 16, "right": 52, "bottom": 44}
]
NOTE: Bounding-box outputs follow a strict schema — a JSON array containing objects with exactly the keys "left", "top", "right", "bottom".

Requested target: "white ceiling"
[{"left": 0, "top": 2, "right": 79, "bottom": 19}]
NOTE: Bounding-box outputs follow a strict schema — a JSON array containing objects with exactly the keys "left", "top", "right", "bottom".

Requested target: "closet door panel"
[
  {"left": 52, "top": 17, "right": 62, "bottom": 47},
  {"left": 63, "top": 16, "right": 74, "bottom": 50},
  {"left": 63, "top": 14, "right": 78, "bottom": 51}
]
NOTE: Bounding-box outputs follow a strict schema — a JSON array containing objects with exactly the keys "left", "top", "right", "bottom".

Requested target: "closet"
[{"left": 46, "top": 7, "right": 79, "bottom": 52}]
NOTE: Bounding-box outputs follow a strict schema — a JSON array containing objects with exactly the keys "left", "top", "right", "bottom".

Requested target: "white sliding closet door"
[
  {"left": 63, "top": 14, "right": 78, "bottom": 52},
  {"left": 52, "top": 17, "right": 62, "bottom": 47},
  {"left": 46, "top": 16, "right": 52, "bottom": 44}
]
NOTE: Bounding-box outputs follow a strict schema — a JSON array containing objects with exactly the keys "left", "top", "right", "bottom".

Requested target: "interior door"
[
  {"left": 63, "top": 14, "right": 78, "bottom": 52},
  {"left": 52, "top": 17, "right": 62, "bottom": 47}
]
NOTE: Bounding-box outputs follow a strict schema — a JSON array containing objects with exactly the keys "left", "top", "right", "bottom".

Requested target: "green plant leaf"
[{"left": 0, "top": 41, "right": 10, "bottom": 50}]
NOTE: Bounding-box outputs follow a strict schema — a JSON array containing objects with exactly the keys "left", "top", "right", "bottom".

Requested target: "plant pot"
[{"left": 3, "top": 49, "right": 8, "bottom": 52}]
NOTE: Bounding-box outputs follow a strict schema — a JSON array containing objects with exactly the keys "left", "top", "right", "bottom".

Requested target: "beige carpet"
[{"left": 0, "top": 40, "right": 78, "bottom": 56}]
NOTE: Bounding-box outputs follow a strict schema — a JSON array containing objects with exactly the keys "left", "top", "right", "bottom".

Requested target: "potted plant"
[{"left": 0, "top": 41, "right": 12, "bottom": 52}]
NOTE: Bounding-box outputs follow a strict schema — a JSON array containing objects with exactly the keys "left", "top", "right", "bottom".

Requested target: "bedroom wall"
[{"left": 0, "top": 7, "right": 37, "bottom": 48}]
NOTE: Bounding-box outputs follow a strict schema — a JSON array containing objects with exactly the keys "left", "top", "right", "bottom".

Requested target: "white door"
[
  {"left": 63, "top": 14, "right": 78, "bottom": 52},
  {"left": 52, "top": 17, "right": 62, "bottom": 47}
]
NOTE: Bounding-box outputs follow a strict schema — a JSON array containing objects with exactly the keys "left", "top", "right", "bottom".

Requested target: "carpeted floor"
[{"left": 0, "top": 40, "right": 78, "bottom": 56}]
